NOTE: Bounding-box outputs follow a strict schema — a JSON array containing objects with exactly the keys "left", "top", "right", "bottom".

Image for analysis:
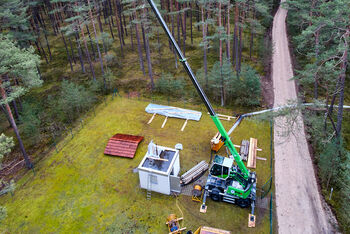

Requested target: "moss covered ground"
[{"left": 0, "top": 96, "right": 272, "bottom": 233}]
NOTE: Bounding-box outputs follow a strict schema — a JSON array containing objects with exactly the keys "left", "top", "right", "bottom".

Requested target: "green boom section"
[{"left": 211, "top": 115, "right": 250, "bottom": 179}]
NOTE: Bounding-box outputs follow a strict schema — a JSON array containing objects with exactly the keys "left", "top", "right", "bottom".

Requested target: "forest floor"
[
  {"left": 0, "top": 96, "right": 273, "bottom": 233},
  {"left": 272, "top": 2, "right": 336, "bottom": 233}
]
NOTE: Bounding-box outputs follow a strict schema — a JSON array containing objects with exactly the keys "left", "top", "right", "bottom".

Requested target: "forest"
[{"left": 0, "top": 0, "right": 349, "bottom": 232}]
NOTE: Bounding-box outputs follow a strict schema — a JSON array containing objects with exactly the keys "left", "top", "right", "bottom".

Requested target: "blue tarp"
[{"left": 145, "top": 103, "right": 202, "bottom": 121}]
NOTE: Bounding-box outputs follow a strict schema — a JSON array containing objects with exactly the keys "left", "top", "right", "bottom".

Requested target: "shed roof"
[
  {"left": 104, "top": 134, "right": 144, "bottom": 158},
  {"left": 141, "top": 150, "right": 176, "bottom": 172}
]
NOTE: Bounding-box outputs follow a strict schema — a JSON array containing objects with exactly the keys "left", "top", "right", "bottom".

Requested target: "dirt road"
[{"left": 272, "top": 2, "right": 333, "bottom": 233}]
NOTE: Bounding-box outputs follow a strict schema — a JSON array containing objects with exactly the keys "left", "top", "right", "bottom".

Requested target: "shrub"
[
  {"left": 229, "top": 64, "right": 261, "bottom": 106},
  {"left": 19, "top": 101, "right": 41, "bottom": 145},
  {"left": 50, "top": 80, "right": 96, "bottom": 123},
  {"left": 155, "top": 73, "right": 185, "bottom": 97}
]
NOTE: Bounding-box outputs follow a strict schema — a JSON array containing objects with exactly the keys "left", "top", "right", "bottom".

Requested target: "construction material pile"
[
  {"left": 145, "top": 103, "right": 202, "bottom": 121},
  {"left": 180, "top": 161, "right": 209, "bottom": 185}
]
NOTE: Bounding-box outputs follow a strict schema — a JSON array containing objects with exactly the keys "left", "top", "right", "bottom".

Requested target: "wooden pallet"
[{"left": 247, "top": 138, "right": 257, "bottom": 169}]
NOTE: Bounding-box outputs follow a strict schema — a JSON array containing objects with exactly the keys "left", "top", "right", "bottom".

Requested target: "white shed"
[{"left": 138, "top": 144, "right": 181, "bottom": 195}]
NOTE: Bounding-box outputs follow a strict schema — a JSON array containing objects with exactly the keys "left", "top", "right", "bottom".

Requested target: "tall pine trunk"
[
  {"left": 115, "top": 10, "right": 124, "bottom": 57},
  {"left": 130, "top": 16, "right": 134, "bottom": 50},
  {"left": 219, "top": 2, "right": 224, "bottom": 106},
  {"left": 68, "top": 37, "right": 77, "bottom": 64},
  {"left": 233, "top": 2, "right": 239, "bottom": 72},
  {"left": 145, "top": 34, "right": 154, "bottom": 89},
  {"left": 226, "top": 4, "right": 230, "bottom": 60},
  {"left": 0, "top": 78, "right": 33, "bottom": 169},
  {"left": 335, "top": 31, "right": 348, "bottom": 137},
  {"left": 314, "top": 30, "right": 320, "bottom": 99},
  {"left": 201, "top": 6, "right": 208, "bottom": 89},
  {"left": 75, "top": 32, "right": 85, "bottom": 73},
  {"left": 190, "top": 2, "right": 193, "bottom": 45},
  {"left": 61, "top": 31, "right": 73, "bottom": 71},
  {"left": 80, "top": 25, "right": 96, "bottom": 81},
  {"left": 85, "top": 25, "right": 96, "bottom": 61},
  {"left": 142, "top": 7, "right": 154, "bottom": 89},
  {"left": 88, "top": 0, "right": 105, "bottom": 79},
  {"left": 134, "top": 7, "right": 145, "bottom": 76},
  {"left": 170, "top": 0, "right": 178, "bottom": 68},
  {"left": 249, "top": 0, "right": 255, "bottom": 59}
]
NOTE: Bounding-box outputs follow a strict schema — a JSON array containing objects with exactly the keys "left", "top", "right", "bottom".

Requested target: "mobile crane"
[{"left": 146, "top": 0, "right": 257, "bottom": 212}]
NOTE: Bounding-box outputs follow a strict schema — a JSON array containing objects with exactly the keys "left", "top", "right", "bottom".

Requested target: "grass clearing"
[{"left": 0, "top": 96, "right": 272, "bottom": 233}]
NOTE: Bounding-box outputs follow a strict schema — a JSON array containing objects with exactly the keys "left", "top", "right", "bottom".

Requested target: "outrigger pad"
[
  {"left": 200, "top": 205, "right": 207, "bottom": 213},
  {"left": 248, "top": 214, "right": 256, "bottom": 228}
]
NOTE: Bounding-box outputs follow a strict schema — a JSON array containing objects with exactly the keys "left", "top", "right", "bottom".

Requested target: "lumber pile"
[
  {"left": 180, "top": 161, "right": 209, "bottom": 185},
  {"left": 247, "top": 138, "right": 257, "bottom": 169},
  {"left": 239, "top": 140, "right": 250, "bottom": 161}
]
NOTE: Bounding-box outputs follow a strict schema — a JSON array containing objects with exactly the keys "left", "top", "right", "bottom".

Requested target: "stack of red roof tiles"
[{"left": 104, "top": 134, "right": 144, "bottom": 158}]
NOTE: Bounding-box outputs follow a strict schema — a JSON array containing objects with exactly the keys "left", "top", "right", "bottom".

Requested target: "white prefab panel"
[
  {"left": 223, "top": 157, "right": 234, "bottom": 168},
  {"left": 139, "top": 170, "right": 149, "bottom": 190},
  {"left": 138, "top": 169, "right": 171, "bottom": 195},
  {"left": 173, "top": 155, "right": 180, "bottom": 176}
]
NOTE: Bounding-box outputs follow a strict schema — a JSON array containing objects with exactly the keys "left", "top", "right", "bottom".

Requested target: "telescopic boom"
[{"left": 145, "top": 0, "right": 250, "bottom": 178}]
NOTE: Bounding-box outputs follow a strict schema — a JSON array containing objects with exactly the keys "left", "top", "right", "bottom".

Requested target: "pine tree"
[
  {"left": 0, "top": 35, "right": 42, "bottom": 169},
  {"left": 0, "top": 133, "right": 14, "bottom": 168},
  {"left": 0, "top": 0, "right": 35, "bottom": 48}
]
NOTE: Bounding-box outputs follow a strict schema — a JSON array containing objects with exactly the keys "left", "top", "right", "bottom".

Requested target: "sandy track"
[{"left": 272, "top": 2, "right": 333, "bottom": 233}]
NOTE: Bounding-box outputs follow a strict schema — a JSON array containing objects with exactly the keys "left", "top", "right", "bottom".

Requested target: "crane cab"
[{"left": 209, "top": 155, "right": 234, "bottom": 179}]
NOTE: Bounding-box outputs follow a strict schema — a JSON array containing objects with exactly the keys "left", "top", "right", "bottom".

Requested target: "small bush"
[
  {"left": 0, "top": 206, "right": 6, "bottom": 222},
  {"left": 229, "top": 64, "right": 261, "bottom": 106},
  {"left": 19, "top": 101, "right": 42, "bottom": 145},
  {"left": 155, "top": 73, "right": 185, "bottom": 97},
  {"left": 49, "top": 80, "right": 96, "bottom": 123}
]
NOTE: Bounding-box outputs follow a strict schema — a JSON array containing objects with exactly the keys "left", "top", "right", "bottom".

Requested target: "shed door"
[{"left": 170, "top": 176, "right": 181, "bottom": 193}]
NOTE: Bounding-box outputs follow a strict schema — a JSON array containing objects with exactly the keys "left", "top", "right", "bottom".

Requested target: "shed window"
[{"left": 149, "top": 175, "right": 158, "bottom": 184}]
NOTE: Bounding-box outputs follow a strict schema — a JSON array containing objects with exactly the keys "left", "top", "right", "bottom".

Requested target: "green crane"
[{"left": 146, "top": 0, "right": 256, "bottom": 210}]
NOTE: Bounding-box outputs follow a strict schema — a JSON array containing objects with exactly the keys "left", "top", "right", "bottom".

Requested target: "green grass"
[{"left": 0, "top": 96, "right": 272, "bottom": 233}]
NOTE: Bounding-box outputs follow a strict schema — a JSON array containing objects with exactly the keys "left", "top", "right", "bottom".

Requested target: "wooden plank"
[
  {"left": 147, "top": 156, "right": 168, "bottom": 161},
  {"left": 181, "top": 119, "right": 188, "bottom": 131},
  {"left": 147, "top": 113, "right": 156, "bottom": 124},
  {"left": 247, "top": 138, "right": 257, "bottom": 169},
  {"left": 161, "top": 116, "right": 168, "bottom": 128},
  {"left": 207, "top": 112, "right": 237, "bottom": 121},
  {"left": 256, "top": 157, "right": 267, "bottom": 161}
]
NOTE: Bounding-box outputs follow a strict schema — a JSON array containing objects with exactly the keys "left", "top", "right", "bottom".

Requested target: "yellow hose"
[{"left": 175, "top": 195, "right": 184, "bottom": 227}]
